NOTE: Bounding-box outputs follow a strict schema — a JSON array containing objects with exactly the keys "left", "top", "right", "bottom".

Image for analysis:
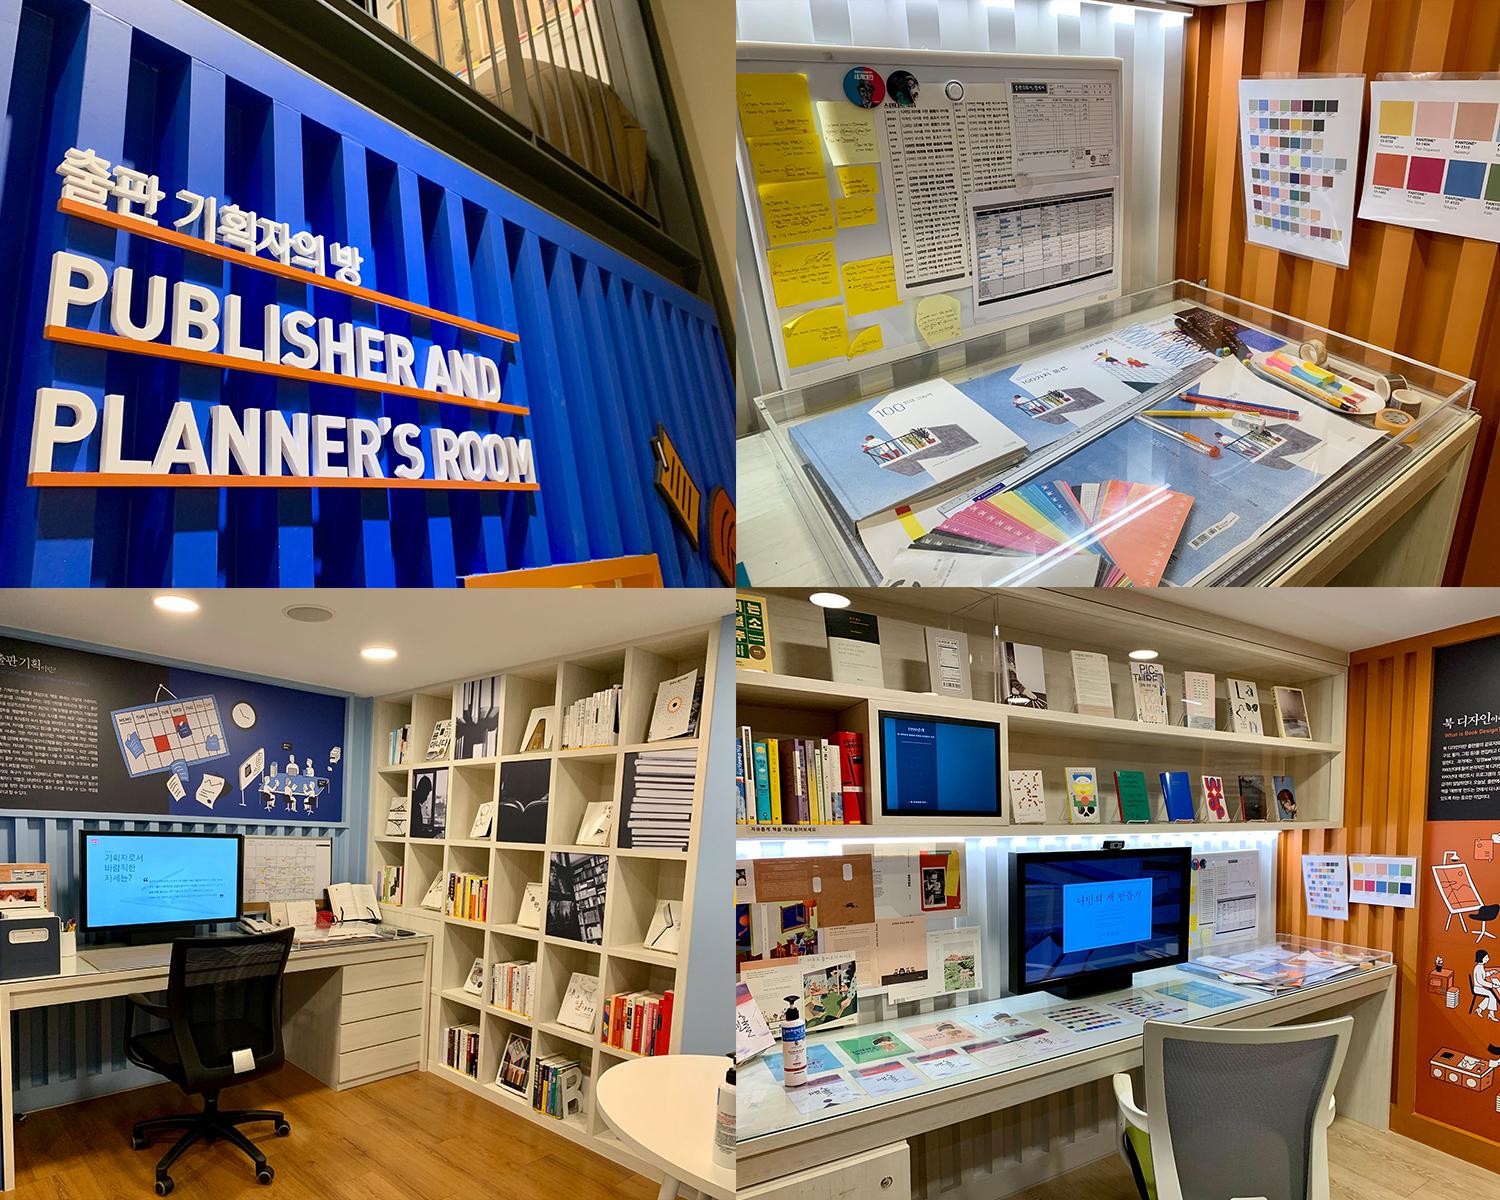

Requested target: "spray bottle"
[
  {"left": 781, "top": 994, "right": 807, "bottom": 1088},
  {"left": 712, "top": 1060, "right": 736, "bottom": 1169}
]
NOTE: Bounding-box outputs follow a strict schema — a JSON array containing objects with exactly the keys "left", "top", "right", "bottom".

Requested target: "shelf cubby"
[{"left": 366, "top": 616, "right": 722, "bottom": 1177}]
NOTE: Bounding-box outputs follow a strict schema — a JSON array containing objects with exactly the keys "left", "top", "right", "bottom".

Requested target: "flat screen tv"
[
  {"left": 878, "top": 711, "right": 1002, "bottom": 818},
  {"left": 1008, "top": 846, "right": 1191, "bottom": 998}
]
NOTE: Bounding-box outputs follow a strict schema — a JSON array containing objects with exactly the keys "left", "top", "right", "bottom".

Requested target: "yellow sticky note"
[
  {"left": 836, "top": 165, "right": 880, "bottom": 197},
  {"left": 840, "top": 255, "right": 900, "bottom": 317},
  {"left": 915, "top": 293, "right": 962, "bottom": 346},
  {"left": 848, "top": 325, "right": 883, "bottom": 358},
  {"left": 758, "top": 179, "right": 836, "bottom": 247},
  {"left": 746, "top": 134, "right": 825, "bottom": 183},
  {"left": 815, "top": 101, "right": 879, "bottom": 165},
  {"left": 737, "top": 73, "right": 814, "bottom": 138},
  {"left": 765, "top": 243, "right": 840, "bottom": 309},
  {"left": 834, "top": 195, "right": 877, "bottom": 228},
  {"left": 782, "top": 305, "right": 847, "bottom": 369}
]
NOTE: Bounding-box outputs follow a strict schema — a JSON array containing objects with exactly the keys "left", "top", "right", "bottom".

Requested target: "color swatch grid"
[
  {"left": 1370, "top": 98, "right": 1500, "bottom": 202},
  {"left": 1348, "top": 855, "right": 1417, "bottom": 909},
  {"left": 1244, "top": 97, "right": 1349, "bottom": 242}
]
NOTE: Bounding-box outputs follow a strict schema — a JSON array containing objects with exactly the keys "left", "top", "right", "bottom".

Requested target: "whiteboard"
[
  {"left": 243, "top": 836, "right": 333, "bottom": 905},
  {"left": 738, "top": 44, "right": 1123, "bottom": 390}
]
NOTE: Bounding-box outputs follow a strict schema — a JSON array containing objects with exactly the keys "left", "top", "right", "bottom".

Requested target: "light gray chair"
[{"left": 1113, "top": 1016, "right": 1352, "bottom": 1200}]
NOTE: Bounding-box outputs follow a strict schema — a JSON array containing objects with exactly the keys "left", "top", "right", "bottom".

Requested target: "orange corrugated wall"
[
  {"left": 1279, "top": 615, "right": 1500, "bottom": 1170},
  {"left": 1176, "top": 0, "right": 1500, "bottom": 584}
]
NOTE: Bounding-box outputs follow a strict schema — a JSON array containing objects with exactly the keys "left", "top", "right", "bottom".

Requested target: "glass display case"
[
  {"left": 736, "top": 933, "right": 1393, "bottom": 1144},
  {"left": 750, "top": 281, "right": 1475, "bottom": 586}
]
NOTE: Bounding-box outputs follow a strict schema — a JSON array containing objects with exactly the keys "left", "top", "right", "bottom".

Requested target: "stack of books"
[
  {"left": 531, "top": 1054, "right": 583, "bottom": 1120},
  {"left": 621, "top": 748, "right": 697, "bottom": 851},
  {"left": 600, "top": 989, "right": 673, "bottom": 1057},
  {"left": 491, "top": 960, "right": 535, "bottom": 1017},
  {"left": 445, "top": 871, "right": 489, "bottom": 922},
  {"left": 442, "top": 1023, "right": 481, "bottom": 1078},
  {"left": 562, "top": 684, "right": 621, "bottom": 749},
  {"left": 388, "top": 724, "right": 412, "bottom": 766},
  {"left": 374, "top": 865, "right": 403, "bottom": 905},
  {"left": 739, "top": 730, "right": 867, "bottom": 825}
]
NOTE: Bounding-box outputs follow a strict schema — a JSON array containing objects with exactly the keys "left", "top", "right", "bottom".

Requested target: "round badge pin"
[
  {"left": 844, "top": 66, "right": 884, "bottom": 109},
  {"left": 886, "top": 70, "right": 920, "bottom": 107}
]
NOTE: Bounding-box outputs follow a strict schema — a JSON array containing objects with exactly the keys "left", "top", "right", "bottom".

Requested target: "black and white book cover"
[
  {"left": 455, "top": 675, "right": 499, "bottom": 759},
  {"left": 385, "top": 795, "right": 410, "bottom": 837},
  {"left": 1002, "top": 642, "right": 1048, "bottom": 708},
  {"left": 410, "top": 767, "right": 448, "bottom": 839},
  {"left": 547, "top": 853, "right": 609, "bottom": 945},
  {"left": 498, "top": 758, "right": 551, "bottom": 844},
  {"left": 825, "top": 609, "right": 884, "bottom": 687}
]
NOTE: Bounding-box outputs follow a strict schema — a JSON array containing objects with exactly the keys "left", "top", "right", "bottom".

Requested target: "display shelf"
[
  {"left": 737, "top": 590, "right": 1350, "bottom": 836},
  {"left": 365, "top": 617, "right": 724, "bottom": 1176}
]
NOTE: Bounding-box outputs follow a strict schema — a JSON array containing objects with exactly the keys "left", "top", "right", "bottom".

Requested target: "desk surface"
[
  {"left": 596, "top": 1055, "right": 736, "bottom": 1200},
  {"left": 739, "top": 958, "right": 1394, "bottom": 1147},
  {"left": 0, "top": 931, "right": 431, "bottom": 1009}
]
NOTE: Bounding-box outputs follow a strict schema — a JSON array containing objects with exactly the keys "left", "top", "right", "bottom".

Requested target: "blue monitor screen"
[
  {"left": 81, "top": 833, "right": 242, "bottom": 930},
  {"left": 1010, "top": 849, "right": 1190, "bottom": 992},
  {"left": 879, "top": 713, "right": 1001, "bottom": 817}
]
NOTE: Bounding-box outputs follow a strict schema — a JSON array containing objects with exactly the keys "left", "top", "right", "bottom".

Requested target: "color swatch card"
[
  {"left": 1301, "top": 854, "right": 1349, "bottom": 920},
  {"left": 1238, "top": 77, "right": 1363, "bottom": 267},
  {"left": 1349, "top": 855, "right": 1417, "bottom": 909},
  {"left": 1041, "top": 1004, "right": 1126, "bottom": 1034},
  {"left": 1105, "top": 992, "right": 1188, "bottom": 1022},
  {"left": 1359, "top": 79, "right": 1500, "bottom": 245}
]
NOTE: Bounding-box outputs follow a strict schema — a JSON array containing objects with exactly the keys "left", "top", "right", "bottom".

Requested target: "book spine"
[
  {"left": 805, "top": 740, "right": 821, "bottom": 823},
  {"left": 657, "top": 989, "right": 673, "bottom": 1056},
  {"left": 734, "top": 729, "right": 747, "bottom": 822},
  {"left": 766, "top": 738, "right": 782, "bottom": 824},
  {"left": 837, "top": 731, "right": 865, "bottom": 824},
  {"left": 751, "top": 742, "right": 771, "bottom": 822}
]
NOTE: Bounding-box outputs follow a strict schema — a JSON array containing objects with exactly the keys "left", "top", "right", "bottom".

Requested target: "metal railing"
[{"left": 365, "top": 0, "right": 658, "bottom": 218}]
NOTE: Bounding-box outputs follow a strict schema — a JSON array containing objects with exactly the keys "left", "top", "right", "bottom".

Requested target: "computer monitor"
[
  {"left": 878, "top": 711, "right": 1002, "bottom": 818},
  {"left": 1008, "top": 846, "right": 1191, "bottom": 999},
  {"left": 78, "top": 831, "right": 243, "bottom": 936}
]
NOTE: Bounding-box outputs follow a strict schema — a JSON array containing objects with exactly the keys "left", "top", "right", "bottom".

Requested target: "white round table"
[{"left": 595, "top": 1054, "right": 736, "bottom": 1200}]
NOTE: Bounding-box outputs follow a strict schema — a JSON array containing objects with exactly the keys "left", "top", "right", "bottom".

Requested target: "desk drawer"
[
  {"left": 341, "top": 953, "right": 425, "bottom": 995},
  {"left": 342, "top": 981, "right": 424, "bottom": 1023},
  {"left": 742, "top": 1143, "right": 910, "bottom": 1200},
  {"left": 341, "top": 1009, "right": 424, "bottom": 1053},
  {"left": 339, "top": 1035, "right": 422, "bottom": 1084}
]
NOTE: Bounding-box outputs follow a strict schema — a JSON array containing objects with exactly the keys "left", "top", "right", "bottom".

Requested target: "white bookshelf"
[
  {"left": 738, "top": 589, "right": 1349, "bottom": 839},
  {"left": 366, "top": 622, "right": 722, "bottom": 1173}
]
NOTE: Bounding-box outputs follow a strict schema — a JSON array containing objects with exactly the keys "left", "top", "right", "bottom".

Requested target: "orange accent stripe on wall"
[
  {"left": 28, "top": 472, "right": 540, "bottom": 491},
  {"left": 462, "top": 554, "right": 666, "bottom": 589},
  {"left": 43, "top": 325, "right": 529, "bottom": 417},
  {"left": 57, "top": 197, "right": 520, "bottom": 344}
]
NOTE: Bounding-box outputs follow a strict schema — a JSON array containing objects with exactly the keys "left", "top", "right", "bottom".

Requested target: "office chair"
[
  {"left": 1113, "top": 1016, "right": 1353, "bottom": 1200},
  {"left": 125, "top": 928, "right": 295, "bottom": 1195}
]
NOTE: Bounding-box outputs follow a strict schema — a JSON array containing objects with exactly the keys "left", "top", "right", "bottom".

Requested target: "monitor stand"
[{"left": 1046, "top": 967, "right": 1136, "bottom": 1001}]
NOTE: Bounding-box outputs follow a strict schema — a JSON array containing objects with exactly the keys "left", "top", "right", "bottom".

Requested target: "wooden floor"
[
  {"left": 11, "top": 1065, "right": 660, "bottom": 1200},
  {"left": 1011, "top": 1117, "right": 1500, "bottom": 1200}
]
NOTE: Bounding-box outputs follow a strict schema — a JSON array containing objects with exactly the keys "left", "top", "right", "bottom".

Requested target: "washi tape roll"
[
  {"left": 1299, "top": 339, "right": 1327, "bottom": 365},
  {"left": 1375, "top": 408, "right": 1414, "bottom": 434},
  {"left": 1375, "top": 372, "right": 1409, "bottom": 402}
]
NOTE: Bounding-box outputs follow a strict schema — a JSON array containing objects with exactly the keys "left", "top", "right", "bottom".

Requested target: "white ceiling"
[
  {"left": 1152, "top": 588, "right": 1500, "bottom": 653},
  {"left": 0, "top": 590, "right": 731, "bottom": 696}
]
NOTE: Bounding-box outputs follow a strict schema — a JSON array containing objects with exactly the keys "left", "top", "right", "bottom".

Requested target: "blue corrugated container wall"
[{"left": 0, "top": 0, "right": 733, "bottom": 586}]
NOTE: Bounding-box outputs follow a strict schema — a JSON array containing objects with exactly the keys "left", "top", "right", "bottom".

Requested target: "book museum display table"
[
  {"left": 743, "top": 281, "right": 1476, "bottom": 588},
  {"left": 736, "top": 937, "right": 1395, "bottom": 1198},
  {"left": 595, "top": 1054, "right": 735, "bottom": 1200}
]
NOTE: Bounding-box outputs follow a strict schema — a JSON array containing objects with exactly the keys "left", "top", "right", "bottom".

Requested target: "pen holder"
[{"left": 59, "top": 931, "right": 76, "bottom": 959}]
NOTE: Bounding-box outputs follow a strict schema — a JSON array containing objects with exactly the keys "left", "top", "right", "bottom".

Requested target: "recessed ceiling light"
[
  {"left": 1128, "top": 649, "right": 1159, "bottom": 661},
  {"left": 809, "top": 592, "right": 851, "bottom": 609},
  {"left": 361, "top": 645, "right": 398, "bottom": 662},
  {"left": 283, "top": 604, "right": 335, "bottom": 623},
  {"left": 153, "top": 594, "right": 199, "bottom": 615}
]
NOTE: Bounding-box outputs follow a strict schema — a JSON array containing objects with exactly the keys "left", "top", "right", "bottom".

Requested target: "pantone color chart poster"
[
  {"left": 1238, "top": 77, "right": 1363, "bottom": 267},
  {"left": 0, "top": 635, "right": 345, "bottom": 824},
  {"left": 1358, "top": 79, "right": 1500, "bottom": 244}
]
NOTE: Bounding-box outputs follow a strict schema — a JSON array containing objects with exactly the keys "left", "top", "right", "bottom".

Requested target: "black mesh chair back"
[{"left": 166, "top": 929, "right": 293, "bottom": 1088}]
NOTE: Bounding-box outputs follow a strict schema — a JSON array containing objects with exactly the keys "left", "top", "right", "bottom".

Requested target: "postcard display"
[
  {"left": 736, "top": 46, "right": 1123, "bottom": 387},
  {"left": 0, "top": 634, "right": 346, "bottom": 823}
]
